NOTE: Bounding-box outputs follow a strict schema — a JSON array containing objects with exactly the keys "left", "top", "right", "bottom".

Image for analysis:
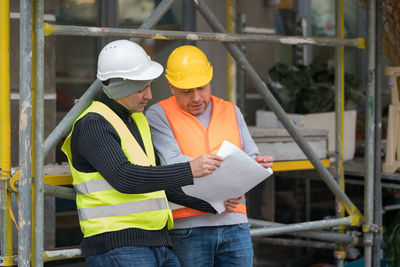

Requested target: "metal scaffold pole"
[
  {"left": 373, "top": 0, "right": 383, "bottom": 265},
  {"left": 334, "top": 0, "right": 346, "bottom": 265},
  {"left": 364, "top": 0, "right": 377, "bottom": 266},
  {"left": 33, "top": 0, "right": 45, "bottom": 265},
  {"left": 19, "top": 0, "right": 33, "bottom": 266},
  {"left": 44, "top": 24, "right": 364, "bottom": 48}
]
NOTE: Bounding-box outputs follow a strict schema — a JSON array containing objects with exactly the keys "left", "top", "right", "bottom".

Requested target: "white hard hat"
[{"left": 97, "top": 39, "right": 163, "bottom": 81}]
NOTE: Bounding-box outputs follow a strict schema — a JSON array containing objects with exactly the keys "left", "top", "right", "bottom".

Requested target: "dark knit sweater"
[{"left": 70, "top": 93, "right": 194, "bottom": 256}]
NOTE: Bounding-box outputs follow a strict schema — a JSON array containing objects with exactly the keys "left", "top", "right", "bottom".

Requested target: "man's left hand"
[
  {"left": 254, "top": 156, "right": 274, "bottom": 169},
  {"left": 223, "top": 196, "right": 243, "bottom": 213}
]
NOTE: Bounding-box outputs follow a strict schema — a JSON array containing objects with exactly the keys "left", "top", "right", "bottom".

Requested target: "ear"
[{"left": 168, "top": 82, "right": 176, "bottom": 96}]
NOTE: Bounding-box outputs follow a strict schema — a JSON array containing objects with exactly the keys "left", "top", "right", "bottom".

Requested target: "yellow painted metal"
[
  {"left": 357, "top": 37, "right": 366, "bottom": 49},
  {"left": 10, "top": 171, "right": 73, "bottom": 187},
  {"left": 0, "top": 256, "right": 17, "bottom": 266},
  {"left": 43, "top": 175, "right": 73, "bottom": 186},
  {"left": 43, "top": 23, "right": 54, "bottom": 36},
  {"left": 0, "top": 0, "right": 13, "bottom": 257},
  {"left": 226, "top": 0, "right": 235, "bottom": 103},
  {"left": 273, "top": 159, "right": 330, "bottom": 172}
]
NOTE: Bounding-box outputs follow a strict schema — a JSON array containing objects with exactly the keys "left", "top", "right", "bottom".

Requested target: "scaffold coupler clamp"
[{"left": 0, "top": 256, "right": 17, "bottom": 266}]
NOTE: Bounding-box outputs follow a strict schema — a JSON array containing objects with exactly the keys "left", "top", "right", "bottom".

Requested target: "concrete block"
[
  {"left": 255, "top": 110, "right": 357, "bottom": 161},
  {"left": 249, "top": 127, "right": 328, "bottom": 161}
]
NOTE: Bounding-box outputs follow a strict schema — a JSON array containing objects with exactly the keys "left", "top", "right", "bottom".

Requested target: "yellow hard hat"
[{"left": 165, "top": 45, "right": 213, "bottom": 89}]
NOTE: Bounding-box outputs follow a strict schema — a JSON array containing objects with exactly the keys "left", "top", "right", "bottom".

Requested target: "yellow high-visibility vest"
[{"left": 62, "top": 101, "right": 173, "bottom": 237}]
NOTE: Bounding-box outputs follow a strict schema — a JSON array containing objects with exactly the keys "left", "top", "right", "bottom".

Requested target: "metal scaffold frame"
[{"left": 0, "top": 0, "right": 380, "bottom": 266}]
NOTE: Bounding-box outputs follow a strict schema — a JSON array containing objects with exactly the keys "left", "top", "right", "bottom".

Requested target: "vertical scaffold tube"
[
  {"left": 19, "top": 0, "right": 33, "bottom": 266},
  {"left": 334, "top": 0, "right": 345, "bottom": 265},
  {"left": 33, "top": 0, "right": 45, "bottom": 265},
  {"left": 364, "top": 0, "right": 376, "bottom": 266}
]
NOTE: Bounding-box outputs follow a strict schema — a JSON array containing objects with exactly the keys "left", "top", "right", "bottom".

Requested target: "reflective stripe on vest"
[
  {"left": 78, "top": 198, "right": 168, "bottom": 221},
  {"left": 158, "top": 95, "right": 247, "bottom": 219},
  {"left": 61, "top": 101, "right": 173, "bottom": 237}
]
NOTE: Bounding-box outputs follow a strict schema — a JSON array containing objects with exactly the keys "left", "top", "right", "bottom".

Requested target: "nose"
[
  {"left": 143, "top": 86, "right": 152, "bottom": 100},
  {"left": 192, "top": 88, "right": 200, "bottom": 102}
]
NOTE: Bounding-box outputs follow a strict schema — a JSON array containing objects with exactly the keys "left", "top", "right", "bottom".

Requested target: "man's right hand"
[{"left": 190, "top": 154, "right": 223, "bottom": 178}]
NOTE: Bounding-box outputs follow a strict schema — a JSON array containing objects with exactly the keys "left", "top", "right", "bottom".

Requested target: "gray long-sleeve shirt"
[{"left": 146, "top": 99, "right": 259, "bottom": 229}]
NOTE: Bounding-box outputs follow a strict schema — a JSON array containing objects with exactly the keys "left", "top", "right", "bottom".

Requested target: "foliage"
[
  {"left": 267, "top": 62, "right": 363, "bottom": 114},
  {"left": 384, "top": 211, "right": 400, "bottom": 266}
]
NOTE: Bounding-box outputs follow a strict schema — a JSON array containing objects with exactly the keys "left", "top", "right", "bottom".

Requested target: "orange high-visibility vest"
[{"left": 159, "top": 95, "right": 247, "bottom": 219}]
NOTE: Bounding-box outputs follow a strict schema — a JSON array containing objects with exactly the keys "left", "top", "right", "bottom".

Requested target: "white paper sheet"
[{"left": 181, "top": 141, "right": 273, "bottom": 213}]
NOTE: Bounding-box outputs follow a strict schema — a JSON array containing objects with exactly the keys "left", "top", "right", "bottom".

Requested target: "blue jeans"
[
  {"left": 86, "top": 246, "right": 180, "bottom": 267},
  {"left": 169, "top": 223, "right": 253, "bottom": 267}
]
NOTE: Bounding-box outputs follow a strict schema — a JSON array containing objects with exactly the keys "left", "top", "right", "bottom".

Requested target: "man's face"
[
  {"left": 116, "top": 84, "right": 152, "bottom": 113},
  {"left": 169, "top": 83, "right": 211, "bottom": 116}
]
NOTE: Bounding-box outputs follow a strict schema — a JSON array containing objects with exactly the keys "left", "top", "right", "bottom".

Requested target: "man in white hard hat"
[
  {"left": 146, "top": 45, "right": 274, "bottom": 267},
  {"left": 61, "top": 40, "right": 223, "bottom": 267}
]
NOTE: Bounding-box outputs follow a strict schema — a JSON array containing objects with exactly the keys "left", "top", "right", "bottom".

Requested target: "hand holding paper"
[{"left": 181, "top": 141, "right": 273, "bottom": 213}]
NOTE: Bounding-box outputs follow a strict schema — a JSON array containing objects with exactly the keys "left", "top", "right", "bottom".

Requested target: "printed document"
[{"left": 181, "top": 141, "right": 273, "bottom": 213}]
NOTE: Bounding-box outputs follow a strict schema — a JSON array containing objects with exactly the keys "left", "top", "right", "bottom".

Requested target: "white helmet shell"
[{"left": 97, "top": 40, "right": 163, "bottom": 81}]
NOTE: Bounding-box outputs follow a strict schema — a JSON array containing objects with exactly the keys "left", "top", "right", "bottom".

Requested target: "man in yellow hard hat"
[
  {"left": 62, "top": 40, "right": 223, "bottom": 267},
  {"left": 146, "top": 45, "right": 274, "bottom": 267}
]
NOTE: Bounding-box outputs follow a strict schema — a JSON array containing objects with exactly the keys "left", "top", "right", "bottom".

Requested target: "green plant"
[
  {"left": 267, "top": 62, "right": 363, "bottom": 114},
  {"left": 384, "top": 211, "right": 400, "bottom": 266}
]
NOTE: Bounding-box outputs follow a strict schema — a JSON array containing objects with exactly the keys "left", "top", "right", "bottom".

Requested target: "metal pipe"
[
  {"left": 44, "top": 24, "right": 365, "bottom": 48},
  {"left": 335, "top": 0, "right": 346, "bottom": 264},
  {"left": 248, "top": 219, "right": 356, "bottom": 245},
  {"left": 193, "top": 0, "right": 363, "bottom": 219},
  {"left": 236, "top": 13, "right": 246, "bottom": 113},
  {"left": 0, "top": 0, "right": 13, "bottom": 258},
  {"left": 33, "top": 0, "right": 45, "bottom": 265},
  {"left": 254, "top": 237, "right": 336, "bottom": 250},
  {"left": 226, "top": 0, "right": 236, "bottom": 103},
  {"left": 345, "top": 179, "right": 400, "bottom": 190},
  {"left": 372, "top": 0, "right": 383, "bottom": 265},
  {"left": 44, "top": 0, "right": 174, "bottom": 157},
  {"left": 43, "top": 248, "right": 82, "bottom": 262},
  {"left": 18, "top": 1, "right": 33, "bottom": 266},
  {"left": 250, "top": 216, "right": 355, "bottom": 237},
  {"left": 364, "top": 0, "right": 377, "bottom": 265},
  {"left": 43, "top": 184, "right": 75, "bottom": 200}
]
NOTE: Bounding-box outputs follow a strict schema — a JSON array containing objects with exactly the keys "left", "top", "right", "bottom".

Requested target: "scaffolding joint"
[
  {"left": 7, "top": 171, "right": 19, "bottom": 193},
  {"left": 0, "top": 256, "right": 17, "bottom": 266},
  {"left": 350, "top": 215, "right": 363, "bottom": 226},
  {"left": 362, "top": 224, "right": 379, "bottom": 233}
]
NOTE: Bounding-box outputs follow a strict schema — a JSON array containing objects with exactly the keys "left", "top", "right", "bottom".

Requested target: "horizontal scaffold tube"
[
  {"left": 44, "top": 184, "right": 75, "bottom": 200},
  {"left": 250, "top": 216, "right": 356, "bottom": 237},
  {"left": 248, "top": 218, "right": 356, "bottom": 245},
  {"left": 44, "top": 23, "right": 365, "bottom": 48},
  {"left": 43, "top": 248, "right": 82, "bottom": 262},
  {"left": 255, "top": 237, "right": 336, "bottom": 250}
]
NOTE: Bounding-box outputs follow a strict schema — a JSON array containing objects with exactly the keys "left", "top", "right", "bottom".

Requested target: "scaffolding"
[{"left": 0, "top": 0, "right": 381, "bottom": 266}]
